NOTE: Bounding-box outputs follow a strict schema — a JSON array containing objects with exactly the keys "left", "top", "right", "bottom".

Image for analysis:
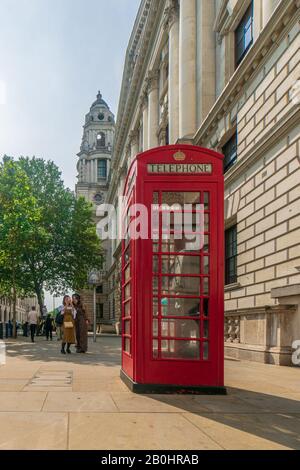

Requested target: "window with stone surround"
[
  {"left": 225, "top": 225, "right": 237, "bottom": 285},
  {"left": 235, "top": 2, "right": 253, "bottom": 67},
  {"left": 96, "top": 132, "right": 106, "bottom": 148},
  {"left": 96, "top": 303, "right": 104, "bottom": 321},
  {"left": 222, "top": 132, "right": 237, "bottom": 173},
  {"left": 97, "top": 159, "right": 107, "bottom": 179}
]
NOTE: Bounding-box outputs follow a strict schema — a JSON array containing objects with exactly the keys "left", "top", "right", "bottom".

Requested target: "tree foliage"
[{"left": 0, "top": 156, "right": 102, "bottom": 324}]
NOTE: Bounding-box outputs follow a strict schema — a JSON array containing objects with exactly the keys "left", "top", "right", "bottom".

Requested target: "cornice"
[
  {"left": 194, "top": 0, "right": 299, "bottom": 147},
  {"left": 113, "top": 0, "right": 166, "bottom": 165},
  {"left": 146, "top": 68, "right": 160, "bottom": 92},
  {"left": 163, "top": 0, "right": 179, "bottom": 32},
  {"left": 128, "top": 129, "right": 139, "bottom": 146},
  {"left": 225, "top": 305, "right": 297, "bottom": 316}
]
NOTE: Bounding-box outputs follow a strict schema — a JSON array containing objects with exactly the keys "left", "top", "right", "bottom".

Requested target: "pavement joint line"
[
  {"left": 109, "top": 392, "right": 121, "bottom": 412},
  {"left": 181, "top": 412, "right": 226, "bottom": 450},
  {"left": 41, "top": 391, "right": 49, "bottom": 412}
]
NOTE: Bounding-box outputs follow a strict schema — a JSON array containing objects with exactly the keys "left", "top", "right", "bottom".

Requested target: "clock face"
[
  {"left": 94, "top": 192, "right": 104, "bottom": 205},
  {"left": 98, "top": 113, "right": 104, "bottom": 121}
]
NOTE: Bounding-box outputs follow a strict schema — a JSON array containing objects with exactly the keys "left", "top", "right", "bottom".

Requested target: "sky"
[
  {"left": 0, "top": 0, "right": 140, "bottom": 310},
  {"left": 0, "top": 0, "right": 140, "bottom": 190}
]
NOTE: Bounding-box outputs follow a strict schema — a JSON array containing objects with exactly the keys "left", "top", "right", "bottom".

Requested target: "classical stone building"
[
  {"left": 0, "top": 296, "right": 39, "bottom": 327},
  {"left": 105, "top": 0, "right": 300, "bottom": 364},
  {"left": 75, "top": 92, "right": 115, "bottom": 326}
]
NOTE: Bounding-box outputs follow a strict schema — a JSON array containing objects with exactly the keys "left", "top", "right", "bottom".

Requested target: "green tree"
[
  {"left": 0, "top": 160, "right": 42, "bottom": 336},
  {"left": 0, "top": 156, "right": 102, "bottom": 322},
  {"left": 17, "top": 157, "right": 102, "bottom": 307}
]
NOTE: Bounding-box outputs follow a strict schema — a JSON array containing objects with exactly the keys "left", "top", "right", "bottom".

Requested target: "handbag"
[{"left": 64, "top": 321, "right": 73, "bottom": 329}]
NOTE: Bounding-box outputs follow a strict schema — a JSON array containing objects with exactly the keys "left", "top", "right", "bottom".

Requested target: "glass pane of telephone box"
[
  {"left": 161, "top": 340, "right": 200, "bottom": 359},
  {"left": 124, "top": 338, "right": 131, "bottom": 354},
  {"left": 161, "top": 319, "right": 200, "bottom": 338},
  {"left": 160, "top": 297, "right": 200, "bottom": 317},
  {"left": 161, "top": 234, "right": 202, "bottom": 253},
  {"left": 162, "top": 192, "right": 200, "bottom": 206},
  {"left": 124, "top": 301, "right": 131, "bottom": 317},
  {"left": 124, "top": 320, "right": 131, "bottom": 335},
  {"left": 161, "top": 255, "right": 200, "bottom": 275},
  {"left": 152, "top": 339, "right": 159, "bottom": 359},
  {"left": 203, "top": 341, "right": 209, "bottom": 360},
  {"left": 161, "top": 276, "right": 200, "bottom": 296},
  {"left": 153, "top": 298, "right": 159, "bottom": 316}
]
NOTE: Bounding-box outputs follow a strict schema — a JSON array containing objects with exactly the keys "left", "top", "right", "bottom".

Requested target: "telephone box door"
[{"left": 140, "top": 182, "right": 223, "bottom": 387}]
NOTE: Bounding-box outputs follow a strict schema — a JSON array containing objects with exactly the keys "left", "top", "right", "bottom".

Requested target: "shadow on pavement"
[{"left": 4, "top": 336, "right": 121, "bottom": 368}]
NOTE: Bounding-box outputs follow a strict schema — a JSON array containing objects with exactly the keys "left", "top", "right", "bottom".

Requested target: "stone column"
[
  {"left": 141, "top": 92, "right": 149, "bottom": 151},
  {"left": 165, "top": 0, "right": 179, "bottom": 144},
  {"left": 129, "top": 129, "right": 139, "bottom": 160},
  {"left": 262, "top": 0, "right": 278, "bottom": 27},
  {"left": 196, "top": 0, "right": 216, "bottom": 125},
  {"left": 179, "top": 0, "right": 196, "bottom": 138},
  {"left": 93, "top": 159, "right": 97, "bottom": 183},
  {"left": 253, "top": 0, "right": 263, "bottom": 40},
  {"left": 147, "top": 70, "right": 159, "bottom": 149},
  {"left": 88, "top": 160, "right": 92, "bottom": 182}
]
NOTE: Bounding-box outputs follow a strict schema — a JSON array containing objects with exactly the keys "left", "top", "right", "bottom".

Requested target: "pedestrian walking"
[
  {"left": 55, "top": 306, "right": 64, "bottom": 341},
  {"left": 23, "top": 321, "right": 28, "bottom": 337},
  {"left": 27, "top": 306, "right": 38, "bottom": 343},
  {"left": 72, "top": 293, "right": 89, "bottom": 353},
  {"left": 61, "top": 295, "right": 76, "bottom": 354},
  {"left": 45, "top": 314, "right": 53, "bottom": 341}
]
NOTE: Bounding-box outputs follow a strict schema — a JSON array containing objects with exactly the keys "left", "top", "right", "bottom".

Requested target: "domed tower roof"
[
  {"left": 91, "top": 91, "right": 109, "bottom": 110},
  {"left": 84, "top": 91, "right": 115, "bottom": 126}
]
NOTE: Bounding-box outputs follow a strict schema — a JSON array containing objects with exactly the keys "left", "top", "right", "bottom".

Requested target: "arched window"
[
  {"left": 97, "top": 159, "right": 107, "bottom": 179},
  {"left": 96, "top": 132, "right": 106, "bottom": 148}
]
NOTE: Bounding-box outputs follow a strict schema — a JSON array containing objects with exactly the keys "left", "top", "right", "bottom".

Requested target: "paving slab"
[
  {"left": 1, "top": 336, "right": 300, "bottom": 450},
  {"left": 0, "top": 379, "right": 29, "bottom": 392},
  {"left": 43, "top": 391, "right": 118, "bottom": 412},
  {"left": 233, "top": 392, "right": 300, "bottom": 413},
  {"left": 0, "top": 412, "right": 68, "bottom": 450},
  {"left": 0, "top": 392, "right": 47, "bottom": 412},
  {"left": 72, "top": 380, "right": 129, "bottom": 392},
  {"left": 111, "top": 392, "right": 210, "bottom": 414},
  {"left": 69, "top": 412, "right": 222, "bottom": 450},
  {"left": 185, "top": 413, "right": 300, "bottom": 450},
  {"left": 23, "top": 386, "right": 72, "bottom": 392},
  {"left": 183, "top": 395, "right": 259, "bottom": 414}
]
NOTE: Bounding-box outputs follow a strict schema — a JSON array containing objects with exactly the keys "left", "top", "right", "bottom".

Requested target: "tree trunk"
[
  {"left": 35, "top": 285, "right": 44, "bottom": 317},
  {"left": 12, "top": 272, "right": 17, "bottom": 339}
]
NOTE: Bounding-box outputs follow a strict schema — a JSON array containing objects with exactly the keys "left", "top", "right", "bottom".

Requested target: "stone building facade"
[
  {"left": 75, "top": 92, "right": 115, "bottom": 326},
  {"left": 106, "top": 0, "right": 300, "bottom": 365},
  {"left": 0, "top": 296, "right": 39, "bottom": 326}
]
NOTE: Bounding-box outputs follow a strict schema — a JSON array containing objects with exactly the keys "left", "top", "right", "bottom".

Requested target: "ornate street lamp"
[{"left": 87, "top": 270, "right": 102, "bottom": 342}]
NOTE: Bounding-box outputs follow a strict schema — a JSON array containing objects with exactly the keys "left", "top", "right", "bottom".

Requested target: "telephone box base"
[{"left": 120, "top": 370, "right": 227, "bottom": 395}]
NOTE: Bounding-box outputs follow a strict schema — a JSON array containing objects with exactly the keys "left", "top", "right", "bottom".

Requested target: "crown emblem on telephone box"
[{"left": 173, "top": 151, "right": 186, "bottom": 161}]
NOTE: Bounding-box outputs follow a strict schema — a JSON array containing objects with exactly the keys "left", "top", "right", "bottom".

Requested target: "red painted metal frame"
[{"left": 121, "top": 145, "right": 224, "bottom": 389}]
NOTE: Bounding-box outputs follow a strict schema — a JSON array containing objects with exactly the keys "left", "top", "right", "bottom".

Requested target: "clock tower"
[
  {"left": 76, "top": 91, "right": 115, "bottom": 219},
  {"left": 75, "top": 92, "right": 115, "bottom": 326}
]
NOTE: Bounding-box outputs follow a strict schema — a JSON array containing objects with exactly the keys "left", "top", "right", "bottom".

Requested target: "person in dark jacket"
[
  {"left": 45, "top": 314, "right": 53, "bottom": 341},
  {"left": 72, "top": 293, "right": 89, "bottom": 353}
]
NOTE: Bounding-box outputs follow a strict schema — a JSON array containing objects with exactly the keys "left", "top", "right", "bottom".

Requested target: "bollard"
[{"left": 0, "top": 341, "right": 6, "bottom": 365}]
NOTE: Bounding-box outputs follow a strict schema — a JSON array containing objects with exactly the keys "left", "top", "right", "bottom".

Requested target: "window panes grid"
[
  {"left": 222, "top": 133, "right": 238, "bottom": 173},
  {"left": 97, "top": 159, "right": 107, "bottom": 179},
  {"left": 152, "top": 191, "right": 211, "bottom": 361},
  {"left": 122, "top": 238, "right": 132, "bottom": 356},
  {"left": 235, "top": 2, "right": 253, "bottom": 66},
  {"left": 225, "top": 225, "right": 238, "bottom": 285}
]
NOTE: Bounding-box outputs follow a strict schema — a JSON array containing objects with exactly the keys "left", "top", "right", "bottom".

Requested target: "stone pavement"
[{"left": 0, "top": 335, "right": 299, "bottom": 450}]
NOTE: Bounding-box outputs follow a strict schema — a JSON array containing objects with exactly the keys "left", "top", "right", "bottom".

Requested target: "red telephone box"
[{"left": 121, "top": 145, "right": 226, "bottom": 394}]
